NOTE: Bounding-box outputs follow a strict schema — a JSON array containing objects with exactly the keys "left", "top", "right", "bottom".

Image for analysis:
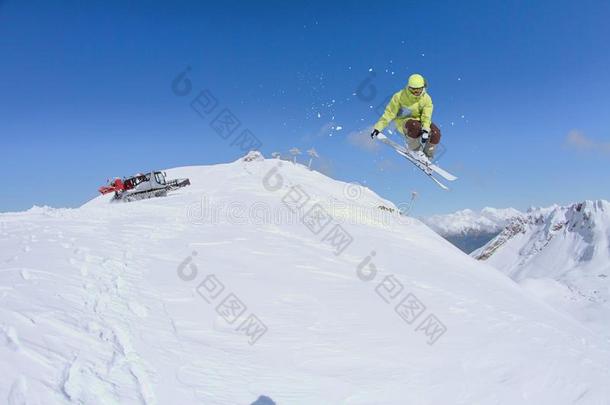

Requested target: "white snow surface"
[
  {"left": 1, "top": 154, "right": 610, "bottom": 404},
  {"left": 473, "top": 200, "right": 610, "bottom": 339},
  {"left": 423, "top": 207, "right": 523, "bottom": 236}
]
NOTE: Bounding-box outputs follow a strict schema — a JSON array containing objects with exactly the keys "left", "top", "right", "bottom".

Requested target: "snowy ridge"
[
  {"left": 473, "top": 200, "right": 610, "bottom": 274},
  {"left": 423, "top": 207, "right": 523, "bottom": 236},
  {"left": 422, "top": 207, "right": 523, "bottom": 253},
  {"left": 526, "top": 204, "right": 561, "bottom": 217},
  {"left": 473, "top": 200, "right": 610, "bottom": 337},
  {"left": 1, "top": 154, "right": 610, "bottom": 404}
]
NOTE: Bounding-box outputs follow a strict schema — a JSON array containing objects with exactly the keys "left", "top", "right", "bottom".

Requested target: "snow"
[
  {"left": 423, "top": 207, "right": 523, "bottom": 253},
  {"left": 1, "top": 156, "right": 610, "bottom": 404},
  {"left": 473, "top": 200, "right": 610, "bottom": 339},
  {"left": 423, "top": 207, "right": 523, "bottom": 236}
]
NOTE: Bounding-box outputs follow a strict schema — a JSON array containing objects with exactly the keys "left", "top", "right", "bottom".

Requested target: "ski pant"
[{"left": 403, "top": 119, "right": 441, "bottom": 158}]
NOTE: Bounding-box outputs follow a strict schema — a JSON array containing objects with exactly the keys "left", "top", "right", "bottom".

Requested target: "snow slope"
[
  {"left": 473, "top": 200, "right": 610, "bottom": 339},
  {"left": 1, "top": 153, "right": 610, "bottom": 404},
  {"left": 423, "top": 207, "right": 523, "bottom": 253}
]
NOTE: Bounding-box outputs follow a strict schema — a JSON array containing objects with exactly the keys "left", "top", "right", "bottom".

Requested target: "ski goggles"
[{"left": 408, "top": 87, "right": 425, "bottom": 96}]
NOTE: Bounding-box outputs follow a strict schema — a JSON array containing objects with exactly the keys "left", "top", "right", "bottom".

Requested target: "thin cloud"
[
  {"left": 345, "top": 127, "right": 412, "bottom": 173},
  {"left": 565, "top": 130, "right": 610, "bottom": 155},
  {"left": 300, "top": 121, "right": 337, "bottom": 143},
  {"left": 347, "top": 126, "right": 380, "bottom": 152}
]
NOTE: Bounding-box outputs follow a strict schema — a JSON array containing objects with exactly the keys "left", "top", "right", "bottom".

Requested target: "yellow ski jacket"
[{"left": 374, "top": 89, "right": 433, "bottom": 133}]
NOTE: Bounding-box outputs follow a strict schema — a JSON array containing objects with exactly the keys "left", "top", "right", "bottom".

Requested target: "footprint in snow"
[
  {"left": 7, "top": 376, "right": 28, "bottom": 405},
  {"left": 128, "top": 302, "right": 149, "bottom": 318},
  {"left": 0, "top": 326, "right": 21, "bottom": 351},
  {"left": 5, "top": 255, "right": 19, "bottom": 263}
]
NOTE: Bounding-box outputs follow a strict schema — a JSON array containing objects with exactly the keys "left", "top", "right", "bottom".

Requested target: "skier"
[{"left": 370, "top": 73, "right": 441, "bottom": 161}]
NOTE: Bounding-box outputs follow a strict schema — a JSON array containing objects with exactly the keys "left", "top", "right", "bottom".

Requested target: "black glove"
[
  {"left": 420, "top": 129, "right": 430, "bottom": 145},
  {"left": 370, "top": 129, "right": 380, "bottom": 139}
]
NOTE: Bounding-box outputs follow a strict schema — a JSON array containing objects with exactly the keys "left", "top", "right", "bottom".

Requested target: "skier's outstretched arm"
[{"left": 372, "top": 92, "right": 401, "bottom": 135}]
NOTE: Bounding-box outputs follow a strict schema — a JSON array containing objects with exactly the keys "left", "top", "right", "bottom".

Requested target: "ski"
[
  {"left": 376, "top": 133, "right": 457, "bottom": 181},
  {"left": 375, "top": 133, "right": 453, "bottom": 190},
  {"left": 396, "top": 147, "right": 449, "bottom": 190}
]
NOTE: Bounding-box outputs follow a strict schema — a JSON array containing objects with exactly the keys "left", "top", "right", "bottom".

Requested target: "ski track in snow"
[{"left": 1, "top": 155, "right": 610, "bottom": 404}]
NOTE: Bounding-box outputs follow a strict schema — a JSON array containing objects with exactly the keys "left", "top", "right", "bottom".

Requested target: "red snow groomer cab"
[
  {"left": 98, "top": 171, "right": 190, "bottom": 202},
  {"left": 98, "top": 178, "right": 125, "bottom": 195}
]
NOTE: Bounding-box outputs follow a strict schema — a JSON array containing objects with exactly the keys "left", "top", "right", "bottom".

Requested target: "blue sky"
[{"left": 1, "top": 0, "right": 609, "bottom": 216}]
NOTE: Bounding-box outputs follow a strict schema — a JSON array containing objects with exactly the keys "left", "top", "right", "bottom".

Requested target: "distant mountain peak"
[
  {"left": 472, "top": 199, "right": 610, "bottom": 337},
  {"left": 422, "top": 206, "right": 524, "bottom": 254},
  {"left": 423, "top": 206, "right": 523, "bottom": 236},
  {"left": 474, "top": 199, "right": 610, "bottom": 265}
]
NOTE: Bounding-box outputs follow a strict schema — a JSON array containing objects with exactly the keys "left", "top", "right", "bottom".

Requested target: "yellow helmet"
[{"left": 407, "top": 73, "right": 426, "bottom": 89}]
